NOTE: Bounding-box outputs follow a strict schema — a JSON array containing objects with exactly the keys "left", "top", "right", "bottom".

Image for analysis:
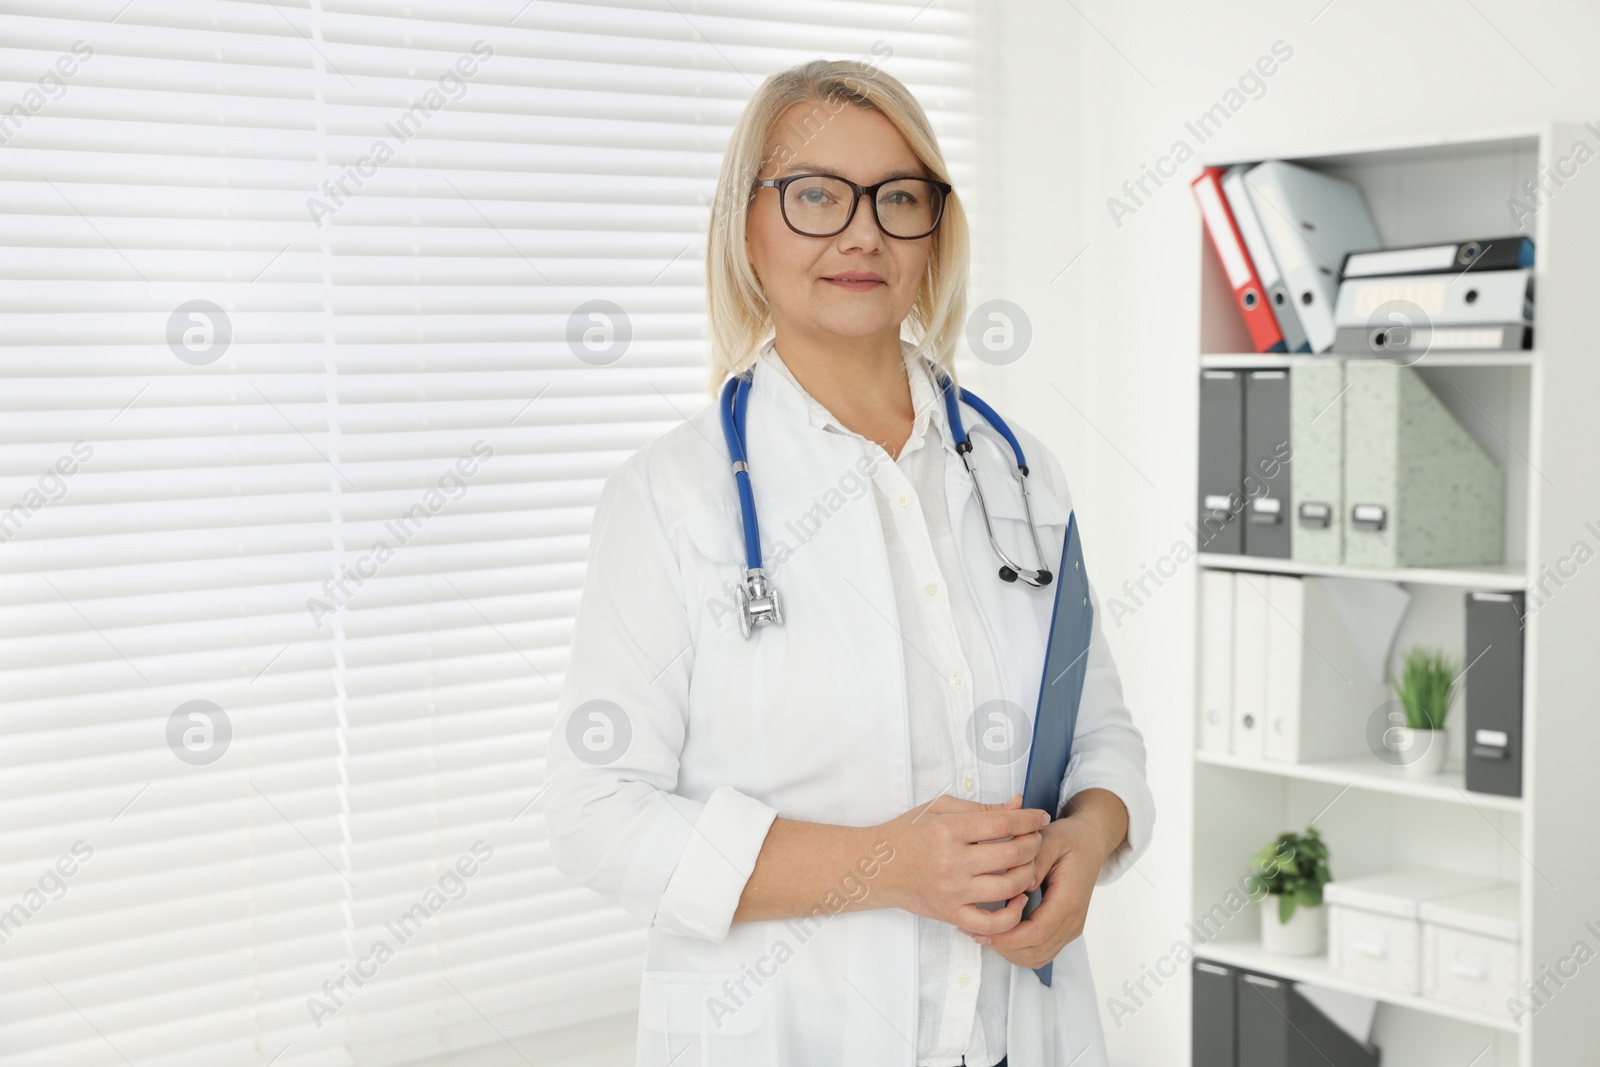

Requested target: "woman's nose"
[{"left": 836, "top": 190, "right": 888, "bottom": 251}]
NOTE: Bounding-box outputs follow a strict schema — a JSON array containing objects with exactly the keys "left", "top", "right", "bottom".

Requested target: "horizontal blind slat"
[{"left": 0, "top": 0, "right": 974, "bottom": 1060}]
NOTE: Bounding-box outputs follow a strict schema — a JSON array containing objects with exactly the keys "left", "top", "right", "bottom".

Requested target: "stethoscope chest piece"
[{"left": 734, "top": 567, "right": 783, "bottom": 639}]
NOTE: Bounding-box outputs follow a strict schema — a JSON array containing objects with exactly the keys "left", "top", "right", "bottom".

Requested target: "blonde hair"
[{"left": 703, "top": 58, "right": 970, "bottom": 394}]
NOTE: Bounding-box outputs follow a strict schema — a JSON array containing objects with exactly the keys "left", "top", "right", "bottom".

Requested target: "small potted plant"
[
  {"left": 1249, "top": 826, "right": 1331, "bottom": 957},
  {"left": 1388, "top": 647, "right": 1460, "bottom": 778}
]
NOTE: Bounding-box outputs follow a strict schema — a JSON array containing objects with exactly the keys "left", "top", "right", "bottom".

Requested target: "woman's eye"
[
  {"left": 883, "top": 190, "right": 917, "bottom": 206},
  {"left": 797, "top": 188, "right": 834, "bottom": 205}
]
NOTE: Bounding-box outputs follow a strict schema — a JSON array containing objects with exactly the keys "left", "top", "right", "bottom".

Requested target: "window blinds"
[{"left": 0, "top": 2, "right": 974, "bottom": 1064}]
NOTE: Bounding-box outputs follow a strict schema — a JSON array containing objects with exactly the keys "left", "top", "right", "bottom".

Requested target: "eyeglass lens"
[{"left": 783, "top": 176, "right": 943, "bottom": 238}]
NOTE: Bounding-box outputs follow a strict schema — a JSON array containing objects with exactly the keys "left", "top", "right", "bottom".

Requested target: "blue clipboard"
[{"left": 1016, "top": 510, "right": 1093, "bottom": 986}]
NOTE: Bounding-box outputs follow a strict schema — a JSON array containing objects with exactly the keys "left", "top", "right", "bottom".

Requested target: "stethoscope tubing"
[
  {"left": 721, "top": 369, "right": 762, "bottom": 571},
  {"left": 717, "top": 353, "right": 1054, "bottom": 636}
]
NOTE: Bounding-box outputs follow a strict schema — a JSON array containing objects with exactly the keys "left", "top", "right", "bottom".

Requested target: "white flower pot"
[
  {"left": 1260, "top": 896, "right": 1325, "bottom": 957},
  {"left": 1388, "top": 726, "right": 1449, "bottom": 778}
]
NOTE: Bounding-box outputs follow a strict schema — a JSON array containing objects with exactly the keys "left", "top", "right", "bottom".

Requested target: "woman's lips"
[{"left": 822, "top": 277, "right": 885, "bottom": 291}]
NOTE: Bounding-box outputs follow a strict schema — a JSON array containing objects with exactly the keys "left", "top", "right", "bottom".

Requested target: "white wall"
[{"left": 982, "top": 2, "right": 1598, "bottom": 1063}]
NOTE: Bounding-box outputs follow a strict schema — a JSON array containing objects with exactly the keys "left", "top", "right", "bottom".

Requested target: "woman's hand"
[
  {"left": 959, "top": 788, "right": 1129, "bottom": 970},
  {"left": 875, "top": 793, "right": 1050, "bottom": 937}
]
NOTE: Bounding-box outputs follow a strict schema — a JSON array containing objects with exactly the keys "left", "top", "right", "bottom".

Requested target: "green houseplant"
[
  {"left": 1249, "top": 826, "right": 1332, "bottom": 956},
  {"left": 1387, "top": 647, "right": 1461, "bottom": 777}
]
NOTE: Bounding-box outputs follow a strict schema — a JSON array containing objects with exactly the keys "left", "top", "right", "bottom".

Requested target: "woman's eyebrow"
[{"left": 780, "top": 160, "right": 930, "bottom": 181}]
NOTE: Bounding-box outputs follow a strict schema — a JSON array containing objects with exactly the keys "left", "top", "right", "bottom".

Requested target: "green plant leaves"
[
  {"left": 1248, "top": 825, "right": 1332, "bottom": 923},
  {"left": 1391, "top": 646, "right": 1461, "bottom": 731}
]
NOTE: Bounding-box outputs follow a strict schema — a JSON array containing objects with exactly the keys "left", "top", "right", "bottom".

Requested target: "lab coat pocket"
[
  {"left": 983, "top": 474, "right": 1071, "bottom": 571},
  {"left": 639, "top": 969, "right": 777, "bottom": 1067},
  {"left": 964, "top": 458, "right": 1073, "bottom": 737},
  {"left": 679, "top": 507, "right": 756, "bottom": 638},
  {"left": 679, "top": 507, "right": 745, "bottom": 566}
]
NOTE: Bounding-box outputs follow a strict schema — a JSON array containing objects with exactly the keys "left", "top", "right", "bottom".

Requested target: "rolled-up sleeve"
[{"left": 542, "top": 458, "right": 777, "bottom": 942}]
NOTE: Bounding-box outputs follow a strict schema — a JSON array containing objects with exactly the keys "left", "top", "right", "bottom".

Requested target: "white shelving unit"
[
  {"left": 1194, "top": 750, "right": 1523, "bottom": 815},
  {"left": 1195, "top": 552, "right": 1529, "bottom": 593},
  {"left": 1187, "top": 125, "right": 1600, "bottom": 1067},
  {"left": 1201, "top": 352, "right": 1538, "bottom": 369}
]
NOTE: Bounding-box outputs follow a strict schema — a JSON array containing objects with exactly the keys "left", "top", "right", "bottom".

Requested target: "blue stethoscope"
[{"left": 718, "top": 355, "right": 1055, "bottom": 639}]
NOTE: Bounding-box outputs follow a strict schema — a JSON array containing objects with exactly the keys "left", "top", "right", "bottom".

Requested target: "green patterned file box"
[
  {"left": 1343, "top": 362, "right": 1504, "bottom": 568},
  {"left": 1290, "top": 362, "right": 1346, "bottom": 564}
]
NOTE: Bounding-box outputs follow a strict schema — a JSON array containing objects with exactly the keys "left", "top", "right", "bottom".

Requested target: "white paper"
[
  {"left": 1295, "top": 981, "right": 1378, "bottom": 1044},
  {"left": 1317, "top": 577, "right": 1411, "bottom": 685}
]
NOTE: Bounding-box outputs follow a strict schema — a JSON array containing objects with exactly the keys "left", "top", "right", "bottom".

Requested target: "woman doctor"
[{"left": 544, "top": 59, "right": 1154, "bottom": 1067}]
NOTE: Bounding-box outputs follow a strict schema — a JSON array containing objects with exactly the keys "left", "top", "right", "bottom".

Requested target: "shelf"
[
  {"left": 1196, "top": 553, "right": 1527, "bottom": 591},
  {"left": 1200, "top": 352, "right": 1536, "bottom": 368},
  {"left": 1194, "top": 750, "right": 1523, "bottom": 814},
  {"left": 1194, "top": 936, "right": 1519, "bottom": 1033},
  {"left": 1200, "top": 123, "right": 1545, "bottom": 171}
]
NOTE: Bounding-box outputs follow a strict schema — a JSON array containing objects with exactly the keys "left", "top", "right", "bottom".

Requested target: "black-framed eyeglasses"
[{"left": 752, "top": 172, "right": 952, "bottom": 240}]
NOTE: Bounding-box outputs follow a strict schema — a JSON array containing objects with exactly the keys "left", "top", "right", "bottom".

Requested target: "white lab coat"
[{"left": 544, "top": 343, "right": 1155, "bottom": 1067}]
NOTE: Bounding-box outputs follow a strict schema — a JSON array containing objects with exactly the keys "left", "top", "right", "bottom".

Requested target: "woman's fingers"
[
  {"left": 950, "top": 893, "right": 1028, "bottom": 935},
  {"left": 967, "top": 833, "right": 1042, "bottom": 873},
  {"left": 924, "top": 792, "right": 1020, "bottom": 817},
  {"left": 967, "top": 864, "right": 1038, "bottom": 904},
  {"left": 885, "top": 794, "right": 1055, "bottom": 926},
  {"left": 957, "top": 806, "right": 1051, "bottom": 844}
]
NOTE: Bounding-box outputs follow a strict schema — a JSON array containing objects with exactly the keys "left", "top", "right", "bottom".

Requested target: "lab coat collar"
[{"left": 750, "top": 336, "right": 959, "bottom": 461}]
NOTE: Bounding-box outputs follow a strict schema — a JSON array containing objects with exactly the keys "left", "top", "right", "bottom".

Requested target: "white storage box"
[
  {"left": 1326, "top": 870, "right": 1499, "bottom": 995},
  {"left": 1421, "top": 884, "right": 1521, "bottom": 1015}
]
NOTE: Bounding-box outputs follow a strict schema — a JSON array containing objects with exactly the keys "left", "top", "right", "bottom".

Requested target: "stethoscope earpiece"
[
  {"left": 719, "top": 354, "right": 1057, "bottom": 639},
  {"left": 1002, "top": 566, "right": 1054, "bottom": 585}
]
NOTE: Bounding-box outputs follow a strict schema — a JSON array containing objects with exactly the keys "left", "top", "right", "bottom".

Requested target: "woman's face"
[{"left": 745, "top": 102, "right": 935, "bottom": 346}]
